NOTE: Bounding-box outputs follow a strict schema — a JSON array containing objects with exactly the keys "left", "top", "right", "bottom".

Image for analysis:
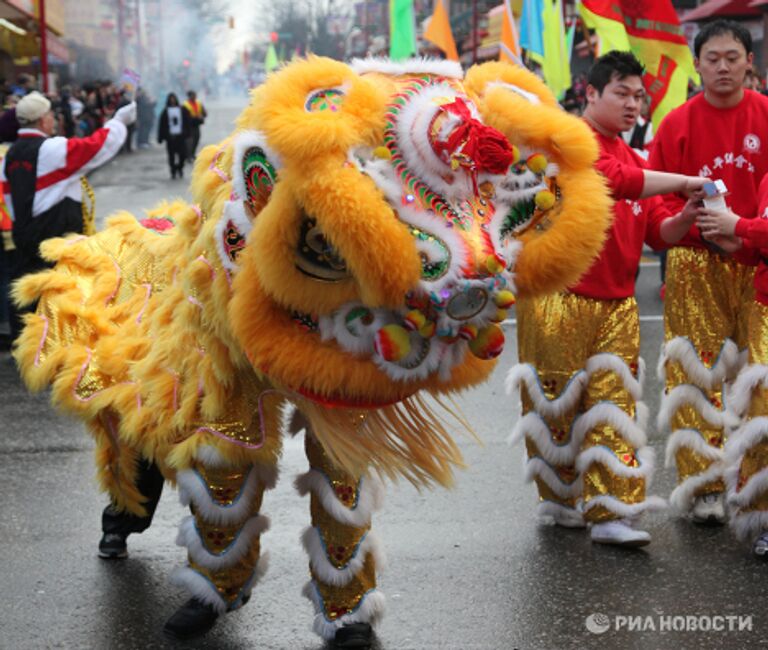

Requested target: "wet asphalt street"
[{"left": 0, "top": 99, "right": 766, "bottom": 650}]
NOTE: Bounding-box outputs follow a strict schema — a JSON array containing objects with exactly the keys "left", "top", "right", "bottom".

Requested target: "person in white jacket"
[{"left": 1, "top": 90, "right": 135, "bottom": 340}]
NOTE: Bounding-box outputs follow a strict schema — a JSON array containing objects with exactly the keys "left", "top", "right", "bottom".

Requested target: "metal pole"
[
  {"left": 39, "top": 0, "right": 49, "bottom": 92},
  {"left": 472, "top": 0, "right": 478, "bottom": 64}
]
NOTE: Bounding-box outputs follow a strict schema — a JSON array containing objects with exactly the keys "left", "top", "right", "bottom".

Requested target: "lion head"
[{"left": 186, "top": 57, "right": 609, "bottom": 408}]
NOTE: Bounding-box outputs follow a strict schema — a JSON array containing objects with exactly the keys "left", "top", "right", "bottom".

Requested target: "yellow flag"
[
  {"left": 500, "top": 0, "right": 523, "bottom": 65},
  {"left": 424, "top": 0, "right": 459, "bottom": 61},
  {"left": 541, "top": 0, "right": 571, "bottom": 99}
]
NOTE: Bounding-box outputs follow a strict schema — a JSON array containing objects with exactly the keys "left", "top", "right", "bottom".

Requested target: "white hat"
[{"left": 16, "top": 91, "right": 51, "bottom": 124}]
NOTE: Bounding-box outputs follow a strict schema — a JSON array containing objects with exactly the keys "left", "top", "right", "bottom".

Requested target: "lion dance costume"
[{"left": 12, "top": 58, "right": 608, "bottom": 643}]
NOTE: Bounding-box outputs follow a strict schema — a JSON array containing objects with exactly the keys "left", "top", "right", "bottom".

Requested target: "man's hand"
[
  {"left": 697, "top": 207, "right": 740, "bottom": 238},
  {"left": 114, "top": 102, "right": 137, "bottom": 126},
  {"left": 679, "top": 197, "right": 705, "bottom": 227},
  {"left": 681, "top": 176, "right": 709, "bottom": 198}
]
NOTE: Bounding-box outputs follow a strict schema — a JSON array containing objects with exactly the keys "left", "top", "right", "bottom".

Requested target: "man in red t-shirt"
[
  {"left": 649, "top": 20, "right": 768, "bottom": 526},
  {"left": 508, "top": 52, "right": 706, "bottom": 547}
]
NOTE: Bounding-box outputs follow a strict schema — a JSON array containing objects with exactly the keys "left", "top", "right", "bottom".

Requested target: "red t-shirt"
[
  {"left": 735, "top": 174, "right": 768, "bottom": 305},
  {"left": 569, "top": 126, "right": 671, "bottom": 300},
  {"left": 649, "top": 90, "right": 768, "bottom": 265}
]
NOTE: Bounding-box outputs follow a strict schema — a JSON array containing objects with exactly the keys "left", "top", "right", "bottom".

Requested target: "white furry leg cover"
[
  {"left": 724, "top": 364, "right": 768, "bottom": 542},
  {"left": 507, "top": 362, "right": 587, "bottom": 523},
  {"left": 578, "top": 354, "right": 665, "bottom": 522},
  {"left": 300, "top": 432, "right": 386, "bottom": 640},
  {"left": 174, "top": 446, "right": 273, "bottom": 613},
  {"left": 658, "top": 337, "right": 743, "bottom": 512}
]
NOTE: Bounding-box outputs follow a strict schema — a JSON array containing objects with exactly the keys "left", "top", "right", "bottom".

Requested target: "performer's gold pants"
[
  {"left": 169, "top": 430, "right": 384, "bottom": 640},
  {"left": 660, "top": 247, "right": 753, "bottom": 512},
  {"left": 723, "top": 301, "right": 768, "bottom": 542},
  {"left": 513, "top": 292, "right": 659, "bottom": 524}
]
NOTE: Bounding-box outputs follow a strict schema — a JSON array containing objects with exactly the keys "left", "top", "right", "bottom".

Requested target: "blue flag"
[{"left": 520, "top": 0, "right": 545, "bottom": 58}]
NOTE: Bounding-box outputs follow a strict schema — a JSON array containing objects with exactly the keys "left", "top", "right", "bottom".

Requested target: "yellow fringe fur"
[{"left": 13, "top": 57, "right": 610, "bottom": 510}]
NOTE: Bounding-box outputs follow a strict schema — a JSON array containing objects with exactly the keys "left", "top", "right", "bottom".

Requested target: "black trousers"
[
  {"left": 101, "top": 457, "right": 165, "bottom": 535},
  {"left": 165, "top": 137, "right": 186, "bottom": 175}
]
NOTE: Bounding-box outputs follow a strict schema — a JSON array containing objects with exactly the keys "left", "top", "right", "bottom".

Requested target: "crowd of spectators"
[{"left": 0, "top": 73, "right": 157, "bottom": 148}]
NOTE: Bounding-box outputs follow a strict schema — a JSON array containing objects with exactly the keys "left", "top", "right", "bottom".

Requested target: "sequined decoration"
[
  {"left": 222, "top": 219, "right": 247, "bottom": 264},
  {"left": 409, "top": 225, "right": 451, "bottom": 280},
  {"left": 664, "top": 247, "right": 754, "bottom": 495},
  {"left": 242, "top": 146, "right": 277, "bottom": 214},
  {"left": 305, "top": 88, "right": 345, "bottom": 113},
  {"left": 291, "top": 310, "right": 319, "bottom": 332},
  {"left": 732, "top": 303, "right": 768, "bottom": 515},
  {"left": 517, "top": 293, "right": 647, "bottom": 523},
  {"left": 195, "top": 465, "right": 252, "bottom": 506},
  {"left": 384, "top": 78, "right": 467, "bottom": 229},
  {"left": 305, "top": 434, "right": 377, "bottom": 621},
  {"left": 313, "top": 556, "right": 377, "bottom": 621}
]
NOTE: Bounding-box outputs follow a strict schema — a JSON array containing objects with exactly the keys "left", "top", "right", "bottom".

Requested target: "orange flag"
[
  {"left": 500, "top": 0, "right": 523, "bottom": 65},
  {"left": 424, "top": 0, "right": 459, "bottom": 61}
]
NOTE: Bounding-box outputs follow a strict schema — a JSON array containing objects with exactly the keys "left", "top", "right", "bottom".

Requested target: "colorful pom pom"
[
  {"left": 534, "top": 189, "right": 556, "bottom": 211},
  {"left": 468, "top": 324, "right": 505, "bottom": 360},
  {"left": 494, "top": 290, "right": 516, "bottom": 309},
  {"left": 403, "top": 309, "right": 427, "bottom": 331},
  {"left": 374, "top": 324, "right": 411, "bottom": 362},
  {"left": 373, "top": 146, "right": 392, "bottom": 160},
  {"left": 419, "top": 320, "right": 436, "bottom": 338},
  {"left": 510, "top": 145, "right": 521, "bottom": 165},
  {"left": 459, "top": 324, "right": 478, "bottom": 341},
  {"left": 526, "top": 153, "right": 548, "bottom": 175},
  {"left": 490, "top": 308, "right": 508, "bottom": 323},
  {"left": 485, "top": 255, "right": 505, "bottom": 275}
]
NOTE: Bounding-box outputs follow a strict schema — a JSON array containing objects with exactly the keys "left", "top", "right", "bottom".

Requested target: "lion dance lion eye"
[
  {"left": 242, "top": 146, "right": 277, "bottom": 213},
  {"left": 294, "top": 216, "right": 350, "bottom": 282}
]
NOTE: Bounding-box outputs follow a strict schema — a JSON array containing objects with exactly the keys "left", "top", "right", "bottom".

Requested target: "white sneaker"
[
  {"left": 752, "top": 532, "right": 768, "bottom": 558},
  {"left": 691, "top": 492, "right": 726, "bottom": 525},
  {"left": 590, "top": 519, "right": 651, "bottom": 547}
]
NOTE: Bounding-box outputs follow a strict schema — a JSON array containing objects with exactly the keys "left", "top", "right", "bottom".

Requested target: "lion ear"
[
  {"left": 231, "top": 130, "right": 282, "bottom": 219},
  {"left": 464, "top": 61, "right": 558, "bottom": 107}
]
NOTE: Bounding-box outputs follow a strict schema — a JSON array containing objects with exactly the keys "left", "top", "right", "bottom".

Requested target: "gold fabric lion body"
[{"left": 13, "top": 57, "right": 610, "bottom": 636}]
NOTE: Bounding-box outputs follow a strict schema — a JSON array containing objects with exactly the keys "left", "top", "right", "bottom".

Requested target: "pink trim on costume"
[
  {"left": 66, "top": 235, "right": 87, "bottom": 246},
  {"left": 224, "top": 268, "right": 232, "bottom": 289},
  {"left": 136, "top": 283, "right": 152, "bottom": 324},
  {"left": 34, "top": 315, "right": 50, "bottom": 366},
  {"left": 164, "top": 368, "right": 179, "bottom": 411},
  {"left": 188, "top": 296, "right": 203, "bottom": 309},
  {"left": 193, "top": 389, "right": 281, "bottom": 450},
  {"left": 104, "top": 260, "right": 122, "bottom": 306},
  {"left": 192, "top": 204, "right": 202, "bottom": 219},
  {"left": 71, "top": 347, "right": 140, "bottom": 404},
  {"left": 194, "top": 426, "right": 264, "bottom": 449},
  {"left": 196, "top": 255, "right": 216, "bottom": 279},
  {"left": 73, "top": 348, "right": 94, "bottom": 395},
  {"left": 209, "top": 149, "right": 229, "bottom": 182}
]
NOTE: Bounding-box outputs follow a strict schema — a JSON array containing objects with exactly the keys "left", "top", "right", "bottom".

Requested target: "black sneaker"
[
  {"left": 334, "top": 622, "right": 373, "bottom": 649},
  {"left": 98, "top": 532, "right": 128, "bottom": 559},
  {"left": 163, "top": 597, "right": 219, "bottom": 640}
]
